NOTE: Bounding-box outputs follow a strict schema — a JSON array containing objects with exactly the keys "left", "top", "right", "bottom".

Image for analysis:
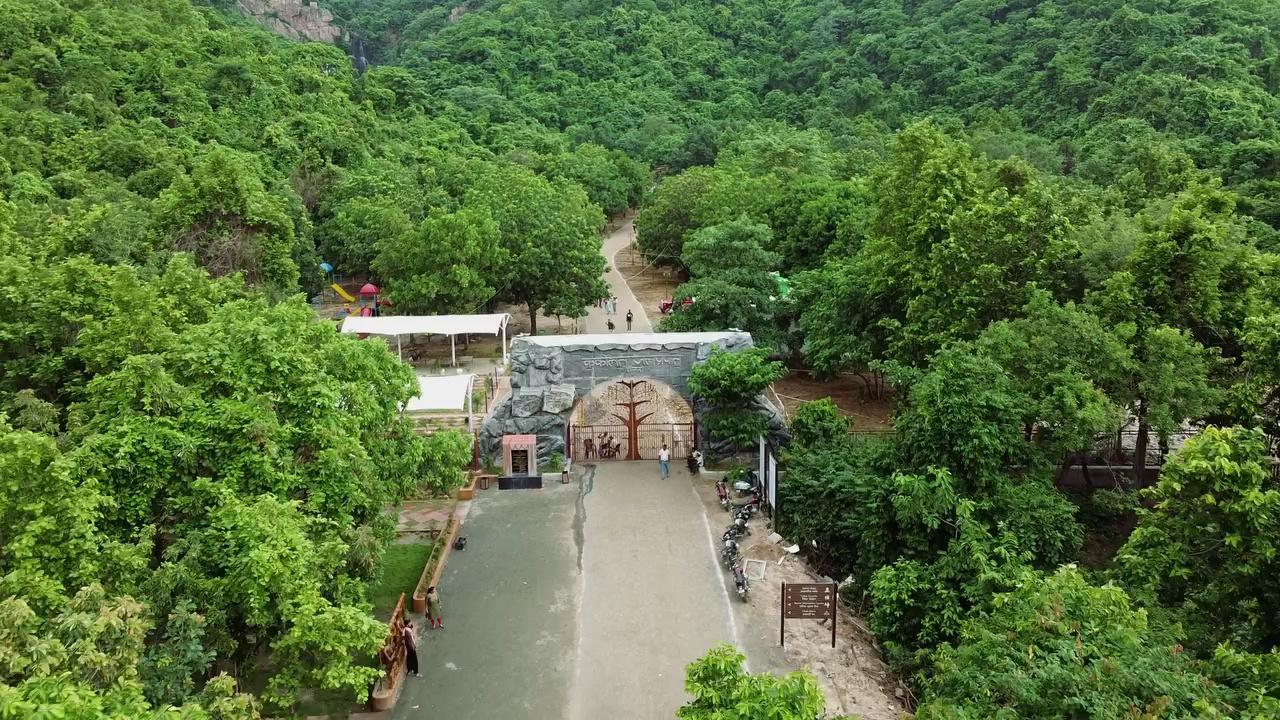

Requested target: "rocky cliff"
[{"left": 236, "top": 0, "right": 344, "bottom": 44}]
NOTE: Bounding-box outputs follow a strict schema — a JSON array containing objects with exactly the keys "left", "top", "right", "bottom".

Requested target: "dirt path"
[{"left": 692, "top": 473, "right": 908, "bottom": 719}]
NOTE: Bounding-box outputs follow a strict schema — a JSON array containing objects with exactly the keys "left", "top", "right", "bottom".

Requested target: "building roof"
[
  {"left": 519, "top": 331, "right": 740, "bottom": 347},
  {"left": 403, "top": 373, "right": 475, "bottom": 413},
  {"left": 341, "top": 313, "right": 510, "bottom": 337}
]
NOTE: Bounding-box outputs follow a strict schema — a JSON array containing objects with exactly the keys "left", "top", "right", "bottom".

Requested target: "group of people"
[
  {"left": 584, "top": 432, "right": 623, "bottom": 459},
  {"left": 401, "top": 585, "right": 444, "bottom": 680},
  {"left": 600, "top": 295, "right": 635, "bottom": 332}
]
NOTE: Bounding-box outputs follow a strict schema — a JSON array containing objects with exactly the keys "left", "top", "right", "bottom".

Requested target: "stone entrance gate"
[{"left": 478, "top": 331, "right": 761, "bottom": 463}]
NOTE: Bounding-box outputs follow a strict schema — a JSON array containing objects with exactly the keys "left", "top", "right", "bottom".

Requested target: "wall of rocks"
[{"left": 236, "top": 0, "right": 345, "bottom": 44}]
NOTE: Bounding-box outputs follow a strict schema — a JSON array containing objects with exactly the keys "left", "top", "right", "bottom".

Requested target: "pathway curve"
[{"left": 582, "top": 218, "right": 652, "bottom": 334}]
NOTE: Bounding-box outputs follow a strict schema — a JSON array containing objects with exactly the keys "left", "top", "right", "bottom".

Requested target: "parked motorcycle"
[
  {"left": 732, "top": 469, "right": 759, "bottom": 496},
  {"left": 722, "top": 515, "right": 750, "bottom": 541},
  {"left": 730, "top": 490, "right": 761, "bottom": 515},
  {"left": 731, "top": 563, "right": 749, "bottom": 601},
  {"left": 721, "top": 538, "right": 740, "bottom": 569}
]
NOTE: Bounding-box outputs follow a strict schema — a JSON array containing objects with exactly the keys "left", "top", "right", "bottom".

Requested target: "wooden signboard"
[{"left": 781, "top": 582, "right": 837, "bottom": 648}]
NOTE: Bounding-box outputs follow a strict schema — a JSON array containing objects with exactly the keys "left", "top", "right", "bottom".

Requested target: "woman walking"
[
  {"left": 402, "top": 619, "right": 421, "bottom": 678},
  {"left": 427, "top": 586, "right": 444, "bottom": 629}
]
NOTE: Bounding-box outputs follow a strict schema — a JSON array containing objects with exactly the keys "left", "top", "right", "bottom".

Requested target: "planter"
[
  {"left": 369, "top": 663, "right": 405, "bottom": 711},
  {"left": 455, "top": 474, "right": 478, "bottom": 501},
  {"left": 412, "top": 513, "right": 460, "bottom": 614}
]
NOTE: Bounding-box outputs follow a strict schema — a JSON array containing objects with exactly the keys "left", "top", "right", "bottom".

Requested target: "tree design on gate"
[{"left": 610, "top": 380, "right": 653, "bottom": 461}]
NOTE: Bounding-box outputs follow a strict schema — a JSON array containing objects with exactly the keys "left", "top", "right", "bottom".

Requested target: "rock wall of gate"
[{"left": 479, "top": 332, "right": 770, "bottom": 462}]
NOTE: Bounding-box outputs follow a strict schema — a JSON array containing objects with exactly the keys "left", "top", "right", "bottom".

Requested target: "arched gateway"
[{"left": 478, "top": 331, "right": 761, "bottom": 463}]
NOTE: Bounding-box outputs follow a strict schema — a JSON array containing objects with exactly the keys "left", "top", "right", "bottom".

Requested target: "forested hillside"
[{"left": 4, "top": 0, "right": 1280, "bottom": 716}]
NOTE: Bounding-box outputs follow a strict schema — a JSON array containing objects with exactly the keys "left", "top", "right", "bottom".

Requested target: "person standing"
[
  {"left": 426, "top": 586, "right": 444, "bottom": 629},
  {"left": 658, "top": 443, "right": 670, "bottom": 479},
  {"left": 402, "top": 619, "right": 421, "bottom": 678},
  {"left": 607, "top": 319, "right": 615, "bottom": 333},
  {"left": 612, "top": 296, "right": 619, "bottom": 315},
  {"left": 625, "top": 309, "right": 634, "bottom": 331}
]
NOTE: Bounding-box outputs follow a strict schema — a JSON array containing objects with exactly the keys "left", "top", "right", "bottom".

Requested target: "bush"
[{"left": 787, "top": 398, "right": 848, "bottom": 449}]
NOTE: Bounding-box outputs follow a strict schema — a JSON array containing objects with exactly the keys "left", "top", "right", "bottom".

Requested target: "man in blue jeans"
[{"left": 658, "top": 444, "right": 670, "bottom": 479}]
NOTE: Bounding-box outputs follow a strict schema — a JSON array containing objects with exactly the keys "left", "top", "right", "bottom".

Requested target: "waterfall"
[{"left": 349, "top": 33, "right": 368, "bottom": 74}]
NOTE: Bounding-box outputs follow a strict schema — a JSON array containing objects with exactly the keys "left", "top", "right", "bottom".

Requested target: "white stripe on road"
[{"left": 693, "top": 483, "right": 749, "bottom": 672}]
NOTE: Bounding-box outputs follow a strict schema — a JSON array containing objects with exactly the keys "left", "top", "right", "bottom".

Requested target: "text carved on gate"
[{"left": 582, "top": 355, "right": 682, "bottom": 369}]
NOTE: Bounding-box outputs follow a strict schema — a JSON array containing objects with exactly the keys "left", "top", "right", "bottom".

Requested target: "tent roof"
[
  {"left": 341, "top": 313, "right": 510, "bottom": 337},
  {"left": 521, "top": 331, "right": 738, "bottom": 347},
  {"left": 404, "top": 373, "right": 474, "bottom": 412}
]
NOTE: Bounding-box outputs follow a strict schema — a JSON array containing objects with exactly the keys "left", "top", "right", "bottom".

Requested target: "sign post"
[{"left": 780, "top": 582, "right": 838, "bottom": 648}]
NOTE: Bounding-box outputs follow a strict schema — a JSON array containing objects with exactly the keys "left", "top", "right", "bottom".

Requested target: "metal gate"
[{"left": 571, "top": 423, "right": 694, "bottom": 461}]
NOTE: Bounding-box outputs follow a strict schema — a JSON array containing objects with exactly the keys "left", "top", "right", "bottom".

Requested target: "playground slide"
[{"left": 331, "top": 283, "right": 357, "bottom": 302}]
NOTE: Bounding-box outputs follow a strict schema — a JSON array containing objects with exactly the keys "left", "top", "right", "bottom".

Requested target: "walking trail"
[{"left": 582, "top": 218, "right": 652, "bottom": 334}]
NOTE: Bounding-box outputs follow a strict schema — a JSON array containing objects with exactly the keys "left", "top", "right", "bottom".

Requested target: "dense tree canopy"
[{"left": 6, "top": 0, "right": 1280, "bottom": 715}]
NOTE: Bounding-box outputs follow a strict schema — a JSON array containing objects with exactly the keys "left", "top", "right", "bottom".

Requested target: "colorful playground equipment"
[{"left": 331, "top": 284, "right": 357, "bottom": 302}]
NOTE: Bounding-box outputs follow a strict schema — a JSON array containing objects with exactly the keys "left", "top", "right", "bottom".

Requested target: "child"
[{"left": 426, "top": 586, "right": 444, "bottom": 629}]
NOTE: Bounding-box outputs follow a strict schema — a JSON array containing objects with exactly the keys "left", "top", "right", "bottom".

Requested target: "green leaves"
[
  {"left": 1115, "top": 427, "right": 1280, "bottom": 655},
  {"left": 678, "top": 644, "right": 828, "bottom": 720},
  {"left": 374, "top": 207, "right": 504, "bottom": 314},
  {"left": 917, "top": 568, "right": 1233, "bottom": 719},
  {"left": 688, "top": 348, "right": 784, "bottom": 410}
]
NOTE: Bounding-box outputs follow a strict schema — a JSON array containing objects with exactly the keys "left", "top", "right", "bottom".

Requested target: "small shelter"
[
  {"left": 403, "top": 373, "right": 476, "bottom": 428},
  {"left": 340, "top": 313, "right": 511, "bottom": 365}
]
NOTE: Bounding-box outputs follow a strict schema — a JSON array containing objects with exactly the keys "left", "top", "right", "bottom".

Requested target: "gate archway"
[
  {"left": 478, "top": 331, "right": 765, "bottom": 463},
  {"left": 571, "top": 378, "right": 694, "bottom": 461}
]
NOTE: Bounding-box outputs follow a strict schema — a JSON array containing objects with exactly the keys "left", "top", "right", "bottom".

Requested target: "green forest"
[{"left": 4, "top": 0, "right": 1280, "bottom": 717}]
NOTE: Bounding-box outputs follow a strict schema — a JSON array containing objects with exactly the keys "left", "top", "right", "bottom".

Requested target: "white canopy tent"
[
  {"left": 404, "top": 373, "right": 476, "bottom": 427},
  {"left": 340, "top": 313, "right": 511, "bottom": 365}
]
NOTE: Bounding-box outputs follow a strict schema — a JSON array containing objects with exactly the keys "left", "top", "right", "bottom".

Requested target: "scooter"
[
  {"left": 715, "top": 478, "right": 729, "bottom": 509},
  {"left": 731, "top": 563, "right": 749, "bottom": 601}
]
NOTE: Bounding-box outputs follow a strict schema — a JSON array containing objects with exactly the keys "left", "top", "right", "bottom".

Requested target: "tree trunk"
[
  {"left": 1133, "top": 401, "right": 1149, "bottom": 489},
  {"left": 1081, "top": 460, "right": 1094, "bottom": 490},
  {"left": 528, "top": 302, "right": 539, "bottom": 335}
]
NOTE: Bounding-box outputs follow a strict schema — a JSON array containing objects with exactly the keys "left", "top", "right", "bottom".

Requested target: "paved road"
[
  {"left": 392, "top": 482, "right": 580, "bottom": 720},
  {"left": 582, "top": 219, "right": 653, "bottom": 334},
  {"left": 394, "top": 462, "right": 739, "bottom": 720}
]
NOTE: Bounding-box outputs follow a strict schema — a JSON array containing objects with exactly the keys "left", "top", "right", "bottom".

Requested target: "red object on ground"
[
  {"left": 659, "top": 299, "right": 673, "bottom": 314},
  {"left": 360, "top": 306, "right": 374, "bottom": 317},
  {"left": 359, "top": 282, "right": 380, "bottom": 296}
]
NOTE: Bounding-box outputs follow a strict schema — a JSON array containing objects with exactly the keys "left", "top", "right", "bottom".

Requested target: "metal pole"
[
  {"left": 832, "top": 588, "right": 838, "bottom": 648},
  {"left": 397, "top": 335, "right": 402, "bottom": 360},
  {"left": 451, "top": 335, "right": 456, "bottom": 367},
  {"left": 780, "top": 582, "right": 786, "bottom": 647},
  {"left": 501, "top": 323, "right": 507, "bottom": 363}
]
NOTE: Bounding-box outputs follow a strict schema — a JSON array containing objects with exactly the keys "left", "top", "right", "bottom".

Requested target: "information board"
[{"left": 781, "top": 582, "right": 837, "bottom": 647}]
